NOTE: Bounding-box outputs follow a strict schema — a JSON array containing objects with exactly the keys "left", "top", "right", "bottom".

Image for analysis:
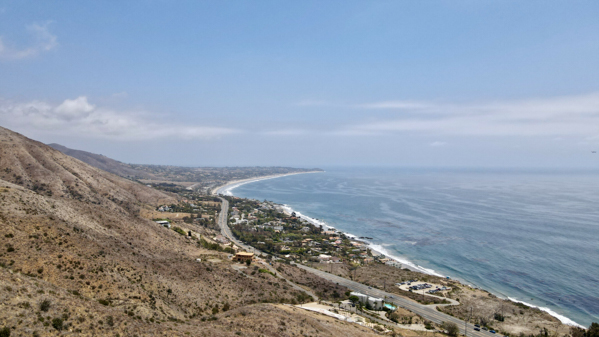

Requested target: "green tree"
[
  {"left": 349, "top": 295, "right": 359, "bottom": 305},
  {"left": 587, "top": 323, "right": 599, "bottom": 337},
  {"left": 442, "top": 322, "right": 459, "bottom": 337}
]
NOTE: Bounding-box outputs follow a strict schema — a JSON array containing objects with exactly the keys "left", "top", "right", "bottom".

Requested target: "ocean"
[{"left": 223, "top": 167, "right": 599, "bottom": 327}]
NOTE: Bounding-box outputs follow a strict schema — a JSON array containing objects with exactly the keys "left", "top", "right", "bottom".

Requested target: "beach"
[{"left": 211, "top": 171, "right": 322, "bottom": 196}]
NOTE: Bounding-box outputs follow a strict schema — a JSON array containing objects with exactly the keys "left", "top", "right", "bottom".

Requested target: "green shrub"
[
  {"left": 39, "top": 299, "right": 51, "bottom": 312},
  {"left": 0, "top": 326, "right": 10, "bottom": 337},
  {"left": 172, "top": 227, "right": 186, "bottom": 236},
  {"left": 98, "top": 299, "right": 110, "bottom": 306},
  {"left": 51, "top": 317, "right": 63, "bottom": 331}
]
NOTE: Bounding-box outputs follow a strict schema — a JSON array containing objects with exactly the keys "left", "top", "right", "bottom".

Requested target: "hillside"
[
  {"left": 48, "top": 143, "right": 154, "bottom": 179},
  {"left": 0, "top": 127, "right": 378, "bottom": 336},
  {"left": 49, "top": 143, "right": 322, "bottom": 193}
]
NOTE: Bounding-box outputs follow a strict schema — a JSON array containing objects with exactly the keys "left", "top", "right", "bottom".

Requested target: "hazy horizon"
[{"left": 1, "top": 1, "right": 599, "bottom": 168}]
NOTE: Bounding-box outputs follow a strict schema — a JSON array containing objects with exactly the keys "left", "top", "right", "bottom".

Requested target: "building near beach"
[
  {"left": 349, "top": 292, "right": 384, "bottom": 310},
  {"left": 232, "top": 252, "right": 254, "bottom": 262}
]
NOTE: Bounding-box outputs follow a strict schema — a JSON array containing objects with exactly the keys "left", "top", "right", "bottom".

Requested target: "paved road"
[
  {"left": 293, "top": 263, "right": 494, "bottom": 337},
  {"left": 217, "top": 196, "right": 495, "bottom": 337},
  {"left": 216, "top": 197, "right": 318, "bottom": 300}
]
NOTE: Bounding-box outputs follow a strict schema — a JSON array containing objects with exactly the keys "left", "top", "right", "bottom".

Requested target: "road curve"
[{"left": 217, "top": 197, "right": 318, "bottom": 300}]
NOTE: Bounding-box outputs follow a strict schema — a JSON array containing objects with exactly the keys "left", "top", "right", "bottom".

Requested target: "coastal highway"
[
  {"left": 217, "top": 196, "right": 491, "bottom": 337},
  {"left": 293, "top": 263, "right": 493, "bottom": 337},
  {"left": 216, "top": 197, "right": 318, "bottom": 299}
]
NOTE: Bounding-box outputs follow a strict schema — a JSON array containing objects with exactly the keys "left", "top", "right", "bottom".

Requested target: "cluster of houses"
[
  {"left": 157, "top": 205, "right": 173, "bottom": 212},
  {"left": 228, "top": 199, "right": 411, "bottom": 268}
]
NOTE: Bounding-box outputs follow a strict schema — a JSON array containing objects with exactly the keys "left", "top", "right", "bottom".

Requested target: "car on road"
[
  {"left": 490, "top": 330, "right": 496, "bottom": 334},
  {"left": 474, "top": 328, "right": 481, "bottom": 331},
  {"left": 474, "top": 324, "right": 480, "bottom": 328},
  {"left": 482, "top": 327, "right": 488, "bottom": 331},
  {"left": 368, "top": 286, "right": 372, "bottom": 289}
]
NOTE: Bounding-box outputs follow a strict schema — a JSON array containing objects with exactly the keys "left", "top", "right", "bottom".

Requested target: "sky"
[{"left": 1, "top": 1, "right": 599, "bottom": 168}]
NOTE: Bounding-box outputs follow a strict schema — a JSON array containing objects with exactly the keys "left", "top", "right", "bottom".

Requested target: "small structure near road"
[
  {"left": 155, "top": 220, "right": 171, "bottom": 229},
  {"left": 350, "top": 292, "right": 384, "bottom": 310},
  {"left": 232, "top": 252, "right": 254, "bottom": 262}
]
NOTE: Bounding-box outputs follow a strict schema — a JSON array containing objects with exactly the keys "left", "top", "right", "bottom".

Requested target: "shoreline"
[
  {"left": 211, "top": 171, "right": 322, "bottom": 196},
  {"left": 221, "top": 173, "right": 585, "bottom": 328}
]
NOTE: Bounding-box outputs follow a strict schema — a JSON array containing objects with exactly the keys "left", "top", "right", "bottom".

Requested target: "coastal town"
[{"left": 147, "top": 189, "right": 588, "bottom": 337}]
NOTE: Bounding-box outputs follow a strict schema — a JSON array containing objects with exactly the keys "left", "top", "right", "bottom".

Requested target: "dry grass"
[{"left": 0, "top": 127, "right": 375, "bottom": 336}]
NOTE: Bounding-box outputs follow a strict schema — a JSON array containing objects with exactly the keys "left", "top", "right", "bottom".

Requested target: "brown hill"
[
  {"left": 0, "top": 128, "right": 172, "bottom": 214},
  {"left": 0, "top": 127, "right": 378, "bottom": 336},
  {"left": 48, "top": 143, "right": 155, "bottom": 179}
]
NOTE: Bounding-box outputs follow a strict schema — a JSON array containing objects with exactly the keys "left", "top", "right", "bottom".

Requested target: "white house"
[{"left": 155, "top": 220, "right": 171, "bottom": 229}]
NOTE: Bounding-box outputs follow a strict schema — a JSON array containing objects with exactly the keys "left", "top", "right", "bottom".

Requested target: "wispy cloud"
[
  {"left": 430, "top": 141, "right": 447, "bottom": 147},
  {"left": 262, "top": 129, "right": 307, "bottom": 136},
  {"left": 0, "top": 22, "right": 57, "bottom": 59},
  {"left": 0, "top": 96, "right": 238, "bottom": 140},
  {"left": 338, "top": 92, "right": 599, "bottom": 139}
]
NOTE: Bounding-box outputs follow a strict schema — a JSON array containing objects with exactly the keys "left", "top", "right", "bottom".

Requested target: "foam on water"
[{"left": 508, "top": 298, "right": 584, "bottom": 328}]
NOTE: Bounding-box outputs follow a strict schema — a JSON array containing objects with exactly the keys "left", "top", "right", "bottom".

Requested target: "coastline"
[
  {"left": 221, "top": 173, "right": 585, "bottom": 328},
  {"left": 211, "top": 170, "right": 322, "bottom": 196}
]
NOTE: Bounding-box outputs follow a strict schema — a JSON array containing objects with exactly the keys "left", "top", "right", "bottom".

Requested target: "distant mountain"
[{"left": 48, "top": 143, "right": 155, "bottom": 179}]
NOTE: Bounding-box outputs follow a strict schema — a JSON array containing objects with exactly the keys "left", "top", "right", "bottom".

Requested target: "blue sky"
[{"left": 1, "top": 1, "right": 599, "bottom": 168}]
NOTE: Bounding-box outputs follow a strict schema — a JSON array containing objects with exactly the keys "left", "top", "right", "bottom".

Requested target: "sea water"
[{"left": 228, "top": 167, "right": 599, "bottom": 327}]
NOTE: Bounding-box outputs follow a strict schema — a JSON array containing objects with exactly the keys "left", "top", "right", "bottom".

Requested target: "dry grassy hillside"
[
  {"left": 0, "top": 127, "right": 379, "bottom": 336},
  {"left": 48, "top": 143, "right": 155, "bottom": 180},
  {"left": 0, "top": 127, "right": 174, "bottom": 212}
]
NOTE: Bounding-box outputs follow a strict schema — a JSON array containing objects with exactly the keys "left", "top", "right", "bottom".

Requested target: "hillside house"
[{"left": 232, "top": 252, "right": 254, "bottom": 262}]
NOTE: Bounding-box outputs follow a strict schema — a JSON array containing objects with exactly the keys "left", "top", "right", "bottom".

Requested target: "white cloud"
[
  {"left": 0, "top": 96, "right": 239, "bottom": 140},
  {"left": 55, "top": 96, "right": 95, "bottom": 120},
  {"left": 0, "top": 22, "right": 57, "bottom": 60},
  {"left": 339, "top": 92, "right": 599, "bottom": 139}
]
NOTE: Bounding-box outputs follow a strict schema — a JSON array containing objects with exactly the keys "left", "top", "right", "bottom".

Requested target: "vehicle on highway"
[
  {"left": 368, "top": 286, "right": 372, "bottom": 289},
  {"left": 490, "top": 330, "right": 496, "bottom": 334},
  {"left": 474, "top": 324, "right": 480, "bottom": 328},
  {"left": 482, "top": 327, "right": 488, "bottom": 331},
  {"left": 474, "top": 328, "right": 481, "bottom": 331}
]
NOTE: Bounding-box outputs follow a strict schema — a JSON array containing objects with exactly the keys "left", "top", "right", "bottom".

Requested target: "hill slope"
[
  {"left": 0, "top": 127, "right": 376, "bottom": 337},
  {"left": 48, "top": 143, "right": 155, "bottom": 179}
]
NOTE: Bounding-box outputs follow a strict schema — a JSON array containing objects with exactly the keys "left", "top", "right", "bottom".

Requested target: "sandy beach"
[{"left": 210, "top": 171, "right": 322, "bottom": 195}]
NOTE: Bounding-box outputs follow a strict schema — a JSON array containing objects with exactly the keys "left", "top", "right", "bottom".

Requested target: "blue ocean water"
[{"left": 229, "top": 167, "right": 599, "bottom": 327}]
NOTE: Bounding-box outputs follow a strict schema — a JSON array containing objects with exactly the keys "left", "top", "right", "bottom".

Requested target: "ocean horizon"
[{"left": 223, "top": 167, "right": 599, "bottom": 327}]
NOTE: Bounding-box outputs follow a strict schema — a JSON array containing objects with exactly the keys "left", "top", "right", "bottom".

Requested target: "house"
[
  {"left": 155, "top": 220, "right": 171, "bottom": 229},
  {"left": 367, "top": 296, "right": 384, "bottom": 310},
  {"left": 232, "top": 252, "right": 254, "bottom": 262},
  {"left": 318, "top": 254, "right": 332, "bottom": 262},
  {"left": 363, "top": 257, "right": 374, "bottom": 264},
  {"left": 350, "top": 292, "right": 384, "bottom": 310},
  {"left": 300, "top": 226, "right": 311, "bottom": 232}
]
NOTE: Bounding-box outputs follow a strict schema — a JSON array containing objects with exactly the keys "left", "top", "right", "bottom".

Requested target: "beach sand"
[{"left": 211, "top": 171, "right": 322, "bottom": 195}]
